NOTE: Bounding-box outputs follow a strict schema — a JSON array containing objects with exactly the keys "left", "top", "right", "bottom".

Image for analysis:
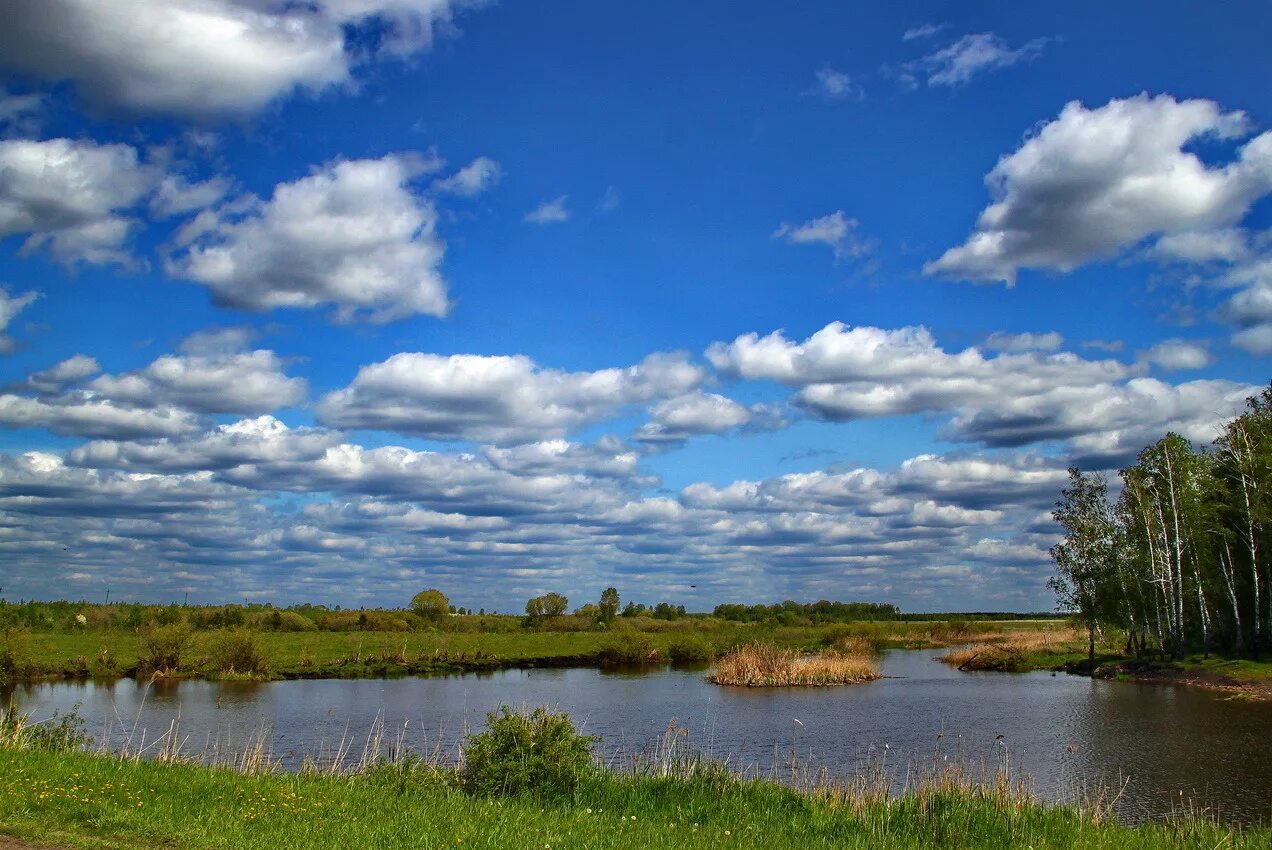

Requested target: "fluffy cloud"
[
  {"left": 772, "top": 211, "right": 873, "bottom": 260},
  {"left": 927, "top": 95, "right": 1272, "bottom": 283},
  {"left": 88, "top": 350, "right": 306, "bottom": 414},
  {"left": 482, "top": 438, "right": 645, "bottom": 481},
  {"left": 524, "top": 196, "right": 570, "bottom": 224},
  {"left": 0, "top": 344, "right": 302, "bottom": 439},
  {"left": 917, "top": 33, "right": 1047, "bottom": 87},
  {"left": 68, "top": 416, "right": 340, "bottom": 472},
  {"left": 431, "top": 157, "right": 501, "bottom": 197},
  {"left": 0, "top": 138, "right": 160, "bottom": 266},
  {"left": 0, "top": 0, "right": 467, "bottom": 117},
  {"left": 0, "top": 394, "right": 200, "bottom": 439},
  {"left": 707, "top": 322, "right": 1128, "bottom": 393},
  {"left": 2, "top": 419, "right": 1074, "bottom": 608},
  {"left": 633, "top": 392, "right": 787, "bottom": 447},
  {"left": 167, "top": 155, "right": 449, "bottom": 322},
  {"left": 318, "top": 351, "right": 705, "bottom": 443},
  {"left": 942, "top": 378, "right": 1252, "bottom": 465},
  {"left": 26, "top": 355, "right": 100, "bottom": 392},
  {"left": 1137, "top": 339, "right": 1213, "bottom": 371},
  {"left": 1219, "top": 258, "right": 1272, "bottom": 353},
  {"left": 707, "top": 321, "right": 1248, "bottom": 464},
  {"left": 0, "top": 288, "right": 38, "bottom": 353},
  {"left": 982, "top": 331, "right": 1063, "bottom": 353},
  {"left": 634, "top": 392, "right": 753, "bottom": 446}
]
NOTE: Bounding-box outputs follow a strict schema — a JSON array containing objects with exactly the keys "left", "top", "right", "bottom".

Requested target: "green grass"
[
  {"left": 1, "top": 747, "right": 1266, "bottom": 849},
  {"left": 11, "top": 620, "right": 1065, "bottom": 684}
]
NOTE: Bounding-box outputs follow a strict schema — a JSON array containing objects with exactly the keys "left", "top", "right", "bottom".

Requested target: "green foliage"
[
  {"left": 410, "top": 588, "right": 450, "bottom": 623},
  {"left": 713, "top": 599, "right": 901, "bottom": 624},
  {"left": 265, "top": 610, "right": 318, "bottom": 632},
  {"left": 460, "top": 706, "right": 596, "bottom": 797},
  {"left": 0, "top": 626, "right": 30, "bottom": 681},
  {"left": 665, "top": 634, "right": 713, "bottom": 663},
  {"left": 0, "top": 705, "right": 90, "bottom": 752},
  {"left": 598, "top": 587, "right": 620, "bottom": 625},
  {"left": 524, "top": 592, "right": 568, "bottom": 621},
  {"left": 139, "top": 623, "right": 193, "bottom": 671},
  {"left": 652, "top": 602, "right": 687, "bottom": 620},
  {"left": 597, "top": 630, "right": 657, "bottom": 664},
  {"left": 1047, "top": 384, "right": 1272, "bottom": 659},
  {"left": 208, "top": 629, "right": 272, "bottom": 676}
]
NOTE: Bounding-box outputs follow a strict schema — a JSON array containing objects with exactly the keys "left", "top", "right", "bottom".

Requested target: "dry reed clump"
[
  {"left": 940, "top": 627, "right": 1083, "bottom": 671},
  {"left": 708, "top": 642, "right": 878, "bottom": 687}
]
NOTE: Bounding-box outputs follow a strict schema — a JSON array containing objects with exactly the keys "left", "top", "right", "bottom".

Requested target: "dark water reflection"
[{"left": 7, "top": 649, "right": 1271, "bottom": 825}]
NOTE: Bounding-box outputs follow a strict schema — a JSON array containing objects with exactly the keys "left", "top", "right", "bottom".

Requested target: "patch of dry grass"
[
  {"left": 709, "top": 642, "right": 878, "bottom": 687},
  {"left": 940, "top": 627, "right": 1083, "bottom": 671}
]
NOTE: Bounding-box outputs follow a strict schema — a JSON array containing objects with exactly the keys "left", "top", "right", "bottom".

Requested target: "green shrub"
[
  {"left": 460, "top": 706, "right": 596, "bottom": 797},
  {"left": 666, "top": 635, "right": 713, "bottom": 663},
  {"left": 597, "top": 631, "right": 657, "bottom": 664},
  {"left": 207, "top": 629, "right": 272, "bottom": 676},
  {"left": 139, "top": 624, "right": 193, "bottom": 671},
  {"left": 0, "top": 626, "right": 30, "bottom": 681},
  {"left": 270, "top": 611, "right": 318, "bottom": 632}
]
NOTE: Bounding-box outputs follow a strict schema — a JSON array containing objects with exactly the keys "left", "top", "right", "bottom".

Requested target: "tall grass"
[
  {"left": 709, "top": 642, "right": 878, "bottom": 686},
  {"left": 940, "top": 627, "right": 1085, "bottom": 672},
  {"left": 1, "top": 702, "right": 1268, "bottom": 849}
]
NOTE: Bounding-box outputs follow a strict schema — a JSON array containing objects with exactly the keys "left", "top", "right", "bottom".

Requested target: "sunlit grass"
[{"left": 708, "top": 642, "right": 879, "bottom": 687}]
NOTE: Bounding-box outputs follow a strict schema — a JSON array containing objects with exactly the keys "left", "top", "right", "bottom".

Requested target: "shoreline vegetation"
[
  {"left": 0, "top": 596, "right": 1064, "bottom": 687},
  {"left": 938, "top": 628, "right": 1272, "bottom": 700},
  {"left": 2, "top": 704, "right": 1269, "bottom": 850},
  {"left": 708, "top": 640, "right": 879, "bottom": 687}
]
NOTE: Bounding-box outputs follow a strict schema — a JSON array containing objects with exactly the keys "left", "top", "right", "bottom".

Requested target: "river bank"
[{"left": 939, "top": 631, "right": 1272, "bottom": 701}]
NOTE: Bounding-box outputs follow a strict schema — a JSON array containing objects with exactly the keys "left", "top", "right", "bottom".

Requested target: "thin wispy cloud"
[
  {"left": 807, "top": 67, "right": 864, "bottom": 101},
  {"left": 773, "top": 211, "right": 874, "bottom": 261},
  {"left": 524, "top": 196, "right": 570, "bottom": 224}
]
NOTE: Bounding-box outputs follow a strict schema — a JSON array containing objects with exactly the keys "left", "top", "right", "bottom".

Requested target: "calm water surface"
[{"left": 7, "top": 649, "right": 1271, "bottom": 825}]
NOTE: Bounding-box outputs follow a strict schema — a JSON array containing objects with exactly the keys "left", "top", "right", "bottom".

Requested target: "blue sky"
[{"left": 0, "top": 0, "right": 1269, "bottom": 612}]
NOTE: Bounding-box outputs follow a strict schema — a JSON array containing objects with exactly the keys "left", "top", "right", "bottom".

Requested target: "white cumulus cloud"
[
  {"left": 927, "top": 94, "right": 1272, "bottom": 284},
  {"left": 167, "top": 154, "right": 449, "bottom": 323},
  {"left": 0, "top": 0, "right": 468, "bottom": 117}
]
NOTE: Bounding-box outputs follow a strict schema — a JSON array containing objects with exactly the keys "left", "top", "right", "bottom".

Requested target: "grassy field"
[
  {"left": 3, "top": 741, "right": 1269, "bottom": 849},
  {"left": 7, "top": 619, "right": 1067, "bottom": 683}
]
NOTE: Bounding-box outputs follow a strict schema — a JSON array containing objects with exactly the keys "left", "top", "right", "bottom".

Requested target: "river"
[{"left": 6, "top": 648, "right": 1270, "bottom": 825}]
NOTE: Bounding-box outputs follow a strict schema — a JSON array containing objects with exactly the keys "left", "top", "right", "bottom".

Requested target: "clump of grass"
[
  {"left": 830, "top": 634, "right": 876, "bottom": 656},
  {"left": 0, "top": 703, "right": 90, "bottom": 752},
  {"left": 709, "top": 642, "right": 878, "bottom": 687},
  {"left": 940, "top": 627, "right": 1083, "bottom": 672},
  {"left": 208, "top": 629, "right": 273, "bottom": 677}
]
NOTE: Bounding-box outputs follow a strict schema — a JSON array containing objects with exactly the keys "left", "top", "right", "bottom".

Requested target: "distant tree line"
[
  {"left": 712, "top": 600, "right": 900, "bottom": 625},
  {"left": 1050, "top": 385, "right": 1272, "bottom": 659}
]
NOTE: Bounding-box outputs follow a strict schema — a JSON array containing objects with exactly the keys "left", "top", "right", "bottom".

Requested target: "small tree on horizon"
[
  {"left": 411, "top": 588, "right": 450, "bottom": 623},
  {"left": 598, "top": 587, "right": 620, "bottom": 625}
]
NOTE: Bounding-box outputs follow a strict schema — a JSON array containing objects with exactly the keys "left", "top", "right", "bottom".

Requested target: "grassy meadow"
[{"left": 2, "top": 708, "right": 1268, "bottom": 850}]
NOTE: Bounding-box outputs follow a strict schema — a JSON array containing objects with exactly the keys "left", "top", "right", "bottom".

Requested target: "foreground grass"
[
  {"left": 11, "top": 620, "right": 1066, "bottom": 684},
  {"left": 2, "top": 747, "right": 1267, "bottom": 850}
]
